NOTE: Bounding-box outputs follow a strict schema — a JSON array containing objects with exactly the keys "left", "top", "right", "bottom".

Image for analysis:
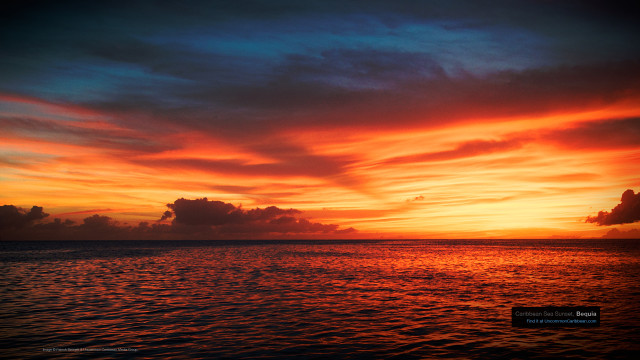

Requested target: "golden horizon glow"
[{"left": 2, "top": 93, "right": 640, "bottom": 238}]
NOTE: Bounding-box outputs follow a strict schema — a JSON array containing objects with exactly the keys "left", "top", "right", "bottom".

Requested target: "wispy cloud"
[{"left": 2, "top": 1, "right": 640, "bottom": 238}]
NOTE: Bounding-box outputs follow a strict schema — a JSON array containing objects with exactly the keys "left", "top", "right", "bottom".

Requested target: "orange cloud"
[{"left": 2, "top": 65, "right": 640, "bottom": 239}]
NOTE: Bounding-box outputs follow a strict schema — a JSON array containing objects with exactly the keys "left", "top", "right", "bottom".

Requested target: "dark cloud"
[
  {"left": 186, "top": 49, "right": 446, "bottom": 119},
  {"left": 265, "top": 49, "right": 446, "bottom": 97},
  {"left": 0, "top": 199, "right": 355, "bottom": 239},
  {"left": 163, "top": 198, "right": 353, "bottom": 235},
  {"left": 0, "top": 116, "right": 169, "bottom": 154},
  {"left": 4, "top": 0, "right": 640, "bottom": 137},
  {"left": 166, "top": 198, "right": 240, "bottom": 226},
  {"left": 160, "top": 210, "right": 173, "bottom": 222},
  {"left": 283, "top": 49, "right": 446, "bottom": 84},
  {"left": 102, "top": 59, "right": 640, "bottom": 138},
  {"left": 542, "top": 117, "right": 640, "bottom": 150},
  {"left": 4, "top": 1, "right": 639, "bottom": 39},
  {"left": 4, "top": 214, "right": 143, "bottom": 240},
  {"left": 134, "top": 142, "right": 366, "bottom": 191},
  {"left": 586, "top": 189, "right": 640, "bottom": 226},
  {"left": 446, "top": 117, "right": 640, "bottom": 158},
  {"left": 0, "top": 205, "right": 49, "bottom": 230},
  {"left": 76, "top": 59, "right": 640, "bottom": 185},
  {"left": 382, "top": 139, "right": 524, "bottom": 165},
  {"left": 80, "top": 214, "right": 121, "bottom": 232}
]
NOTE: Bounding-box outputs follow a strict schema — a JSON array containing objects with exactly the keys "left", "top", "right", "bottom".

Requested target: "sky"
[{"left": 1, "top": 0, "right": 640, "bottom": 239}]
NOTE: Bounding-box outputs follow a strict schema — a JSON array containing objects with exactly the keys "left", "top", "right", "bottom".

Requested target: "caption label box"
[{"left": 512, "top": 306, "right": 600, "bottom": 327}]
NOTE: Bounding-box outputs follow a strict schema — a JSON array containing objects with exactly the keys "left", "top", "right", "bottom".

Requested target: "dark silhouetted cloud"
[
  {"left": 0, "top": 205, "right": 48, "bottom": 230},
  {"left": 166, "top": 198, "right": 240, "bottom": 226},
  {"left": 163, "top": 198, "right": 353, "bottom": 235},
  {"left": 586, "top": 189, "right": 640, "bottom": 225},
  {"left": 0, "top": 199, "right": 355, "bottom": 240},
  {"left": 160, "top": 210, "right": 173, "bottom": 222},
  {"left": 80, "top": 214, "right": 121, "bottom": 232}
]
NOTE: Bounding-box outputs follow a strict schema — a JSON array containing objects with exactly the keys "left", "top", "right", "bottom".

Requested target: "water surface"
[{"left": 1, "top": 239, "right": 639, "bottom": 359}]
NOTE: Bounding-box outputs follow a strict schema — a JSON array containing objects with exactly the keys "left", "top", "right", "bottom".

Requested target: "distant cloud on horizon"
[
  {"left": 0, "top": 198, "right": 356, "bottom": 240},
  {"left": 601, "top": 227, "right": 640, "bottom": 239},
  {"left": 0, "top": 205, "right": 49, "bottom": 230},
  {"left": 163, "top": 197, "right": 355, "bottom": 235},
  {"left": 587, "top": 189, "right": 640, "bottom": 226}
]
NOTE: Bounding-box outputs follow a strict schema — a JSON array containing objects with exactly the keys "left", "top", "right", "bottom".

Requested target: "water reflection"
[{"left": 0, "top": 240, "right": 639, "bottom": 359}]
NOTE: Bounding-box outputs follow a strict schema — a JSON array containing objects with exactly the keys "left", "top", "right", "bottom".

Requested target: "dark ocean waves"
[{"left": 1, "top": 239, "right": 639, "bottom": 359}]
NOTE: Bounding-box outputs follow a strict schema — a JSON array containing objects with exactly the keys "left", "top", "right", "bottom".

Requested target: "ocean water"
[{"left": 1, "top": 239, "right": 639, "bottom": 359}]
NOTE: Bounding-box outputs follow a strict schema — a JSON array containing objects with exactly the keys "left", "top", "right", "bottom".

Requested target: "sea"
[{"left": 1, "top": 239, "right": 639, "bottom": 359}]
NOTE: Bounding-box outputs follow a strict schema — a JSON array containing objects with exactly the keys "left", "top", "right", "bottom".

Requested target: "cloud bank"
[
  {"left": 601, "top": 228, "right": 640, "bottom": 239},
  {"left": 0, "top": 198, "right": 355, "bottom": 240}
]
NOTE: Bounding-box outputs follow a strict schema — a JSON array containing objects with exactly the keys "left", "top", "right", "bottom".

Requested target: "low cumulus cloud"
[
  {"left": 0, "top": 205, "right": 48, "bottom": 230},
  {"left": 0, "top": 198, "right": 355, "bottom": 240},
  {"left": 163, "top": 198, "right": 354, "bottom": 235},
  {"left": 586, "top": 189, "right": 640, "bottom": 225},
  {"left": 165, "top": 198, "right": 299, "bottom": 226}
]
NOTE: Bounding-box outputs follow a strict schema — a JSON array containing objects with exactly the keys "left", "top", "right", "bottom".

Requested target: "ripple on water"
[{"left": 0, "top": 239, "right": 639, "bottom": 359}]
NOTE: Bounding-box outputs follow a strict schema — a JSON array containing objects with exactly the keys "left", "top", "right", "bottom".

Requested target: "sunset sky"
[{"left": 1, "top": 1, "right": 640, "bottom": 239}]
